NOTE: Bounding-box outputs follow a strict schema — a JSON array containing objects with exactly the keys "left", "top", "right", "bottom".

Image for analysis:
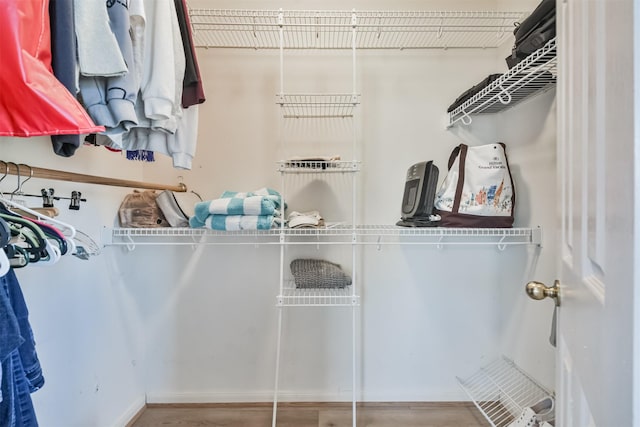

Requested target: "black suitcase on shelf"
[
  {"left": 505, "top": 0, "right": 556, "bottom": 69},
  {"left": 447, "top": 73, "right": 502, "bottom": 113}
]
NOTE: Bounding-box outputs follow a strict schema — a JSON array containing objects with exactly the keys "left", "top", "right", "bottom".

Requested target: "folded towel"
[
  {"left": 220, "top": 187, "right": 283, "bottom": 209},
  {"left": 287, "top": 210, "right": 325, "bottom": 228},
  {"left": 194, "top": 196, "right": 278, "bottom": 221},
  {"left": 189, "top": 214, "right": 280, "bottom": 231}
]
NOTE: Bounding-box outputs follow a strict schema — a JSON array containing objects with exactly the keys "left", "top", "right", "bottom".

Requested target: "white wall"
[
  {"left": 140, "top": 0, "right": 557, "bottom": 404},
  {"left": 0, "top": 0, "right": 556, "bottom": 424}
]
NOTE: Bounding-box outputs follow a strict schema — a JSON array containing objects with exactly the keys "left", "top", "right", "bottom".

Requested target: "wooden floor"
[{"left": 129, "top": 402, "right": 491, "bottom": 427}]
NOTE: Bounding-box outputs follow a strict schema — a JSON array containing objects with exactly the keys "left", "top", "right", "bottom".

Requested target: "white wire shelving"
[
  {"left": 189, "top": 9, "right": 527, "bottom": 50},
  {"left": 456, "top": 356, "right": 554, "bottom": 427},
  {"left": 277, "top": 160, "right": 361, "bottom": 173},
  {"left": 103, "top": 225, "right": 542, "bottom": 248},
  {"left": 447, "top": 37, "right": 557, "bottom": 128},
  {"left": 277, "top": 281, "right": 359, "bottom": 307},
  {"left": 277, "top": 94, "right": 360, "bottom": 119}
]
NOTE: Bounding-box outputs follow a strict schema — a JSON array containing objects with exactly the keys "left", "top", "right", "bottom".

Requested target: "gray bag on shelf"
[{"left": 290, "top": 259, "right": 352, "bottom": 289}]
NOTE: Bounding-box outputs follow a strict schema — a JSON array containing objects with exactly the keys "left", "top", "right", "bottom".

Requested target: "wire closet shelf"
[
  {"left": 277, "top": 94, "right": 360, "bottom": 119},
  {"left": 277, "top": 160, "right": 361, "bottom": 173},
  {"left": 448, "top": 37, "right": 557, "bottom": 127},
  {"left": 456, "top": 356, "right": 554, "bottom": 427},
  {"left": 104, "top": 226, "right": 541, "bottom": 247},
  {"left": 189, "top": 9, "right": 527, "bottom": 50},
  {"left": 277, "top": 281, "right": 359, "bottom": 307}
]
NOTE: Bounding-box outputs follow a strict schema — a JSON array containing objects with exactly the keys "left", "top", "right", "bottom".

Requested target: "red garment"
[{"left": 0, "top": 0, "right": 104, "bottom": 137}]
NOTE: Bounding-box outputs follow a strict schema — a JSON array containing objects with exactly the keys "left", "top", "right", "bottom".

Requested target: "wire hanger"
[
  {"left": 0, "top": 193, "right": 76, "bottom": 239},
  {"left": 0, "top": 216, "right": 9, "bottom": 248},
  {"left": 0, "top": 244, "right": 9, "bottom": 276},
  {"left": 0, "top": 217, "right": 10, "bottom": 276},
  {"left": 0, "top": 161, "right": 97, "bottom": 260}
]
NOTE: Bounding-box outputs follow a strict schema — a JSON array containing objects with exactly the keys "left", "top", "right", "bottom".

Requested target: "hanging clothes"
[
  {"left": 49, "top": 0, "right": 83, "bottom": 157},
  {"left": 139, "top": 0, "right": 186, "bottom": 134},
  {"left": 0, "top": 269, "right": 44, "bottom": 427},
  {"left": 78, "top": 0, "right": 140, "bottom": 137},
  {"left": 96, "top": 0, "right": 200, "bottom": 170},
  {"left": 174, "top": 0, "right": 206, "bottom": 108},
  {"left": 73, "top": 0, "right": 128, "bottom": 77},
  {"left": 0, "top": 0, "right": 104, "bottom": 138}
]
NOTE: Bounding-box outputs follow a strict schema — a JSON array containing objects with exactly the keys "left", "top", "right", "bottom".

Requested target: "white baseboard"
[
  {"left": 146, "top": 390, "right": 338, "bottom": 403},
  {"left": 145, "top": 390, "right": 468, "bottom": 404},
  {"left": 113, "top": 395, "right": 146, "bottom": 427}
]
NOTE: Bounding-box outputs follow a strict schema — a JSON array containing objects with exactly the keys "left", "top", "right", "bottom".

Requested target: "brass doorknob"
[{"left": 526, "top": 280, "right": 560, "bottom": 306}]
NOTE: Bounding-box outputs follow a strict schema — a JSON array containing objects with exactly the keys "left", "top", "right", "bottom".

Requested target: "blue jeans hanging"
[{"left": 0, "top": 269, "right": 43, "bottom": 427}]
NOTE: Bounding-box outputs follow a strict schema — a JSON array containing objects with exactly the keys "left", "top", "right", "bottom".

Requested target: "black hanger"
[
  {"left": 0, "top": 217, "right": 9, "bottom": 248},
  {"left": 0, "top": 211, "right": 48, "bottom": 262},
  {"left": 29, "top": 219, "right": 68, "bottom": 256}
]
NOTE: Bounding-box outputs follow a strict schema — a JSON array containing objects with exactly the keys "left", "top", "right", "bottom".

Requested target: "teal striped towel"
[
  {"left": 194, "top": 196, "right": 278, "bottom": 221},
  {"left": 189, "top": 214, "right": 279, "bottom": 231},
  {"left": 220, "top": 187, "right": 283, "bottom": 209}
]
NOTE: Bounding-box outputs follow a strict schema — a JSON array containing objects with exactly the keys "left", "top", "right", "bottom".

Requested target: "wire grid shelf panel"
[
  {"left": 283, "top": 224, "right": 354, "bottom": 236},
  {"left": 277, "top": 94, "right": 360, "bottom": 118},
  {"left": 189, "top": 9, "right": 526, "bottom": 50},
  {"left": 104, "top": 226, "right": 541, "bottom": 246},
  {"left": 354, "top": 226, "right": 541, "bottom": 247},
  {"left": 280, "top": 224, "right": 354, "bottom": 244},
  {"left": 354, "top": 11, "right": 525, "bottom": 50},
  {"left": 277, "top": 281, "right": 359, "bottom": 306},
  {"left": 448, "top": 38, "right": 557, "bottom": 127},
  {"left": 277, "top": 160, "right": 361, "bottom": 173},
  {"left": 106, "top": 227, "right": 281, "bottom": 246},
  {"left": 456, "top": 357, "right": 553, "bottom": 427}
]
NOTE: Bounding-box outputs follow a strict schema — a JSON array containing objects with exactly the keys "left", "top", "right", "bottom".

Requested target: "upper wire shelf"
[
  {"left": 189, "top": 9, "right": 527, "bottom": 50},
  {"left": 447, "top": 38, "right": 557, "bottom": 127}
]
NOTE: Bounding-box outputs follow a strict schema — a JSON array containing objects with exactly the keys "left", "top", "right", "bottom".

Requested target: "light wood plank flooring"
[{"left": 129, "top": 402, "right": 491, "bottom": 427}]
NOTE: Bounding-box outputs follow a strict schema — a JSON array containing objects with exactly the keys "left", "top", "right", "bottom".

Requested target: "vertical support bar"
[
  {"left": 351, "top": 11, "right": 358, "bottom": 427},
  {"left": 352, "top": 302, "right": 357, "bottom": 427},
  {"left": 279, "top": 169, "right": 286, "bottom": 294},
  {"left": 351, "top": 9, "right": 357, "bottom": 105},
  {"left": 351, "top": 8, "right": 358, "bottom": 228},
  {"left": 273, "top": 10, "right": 286, "bottom": 427},
  {"left": 271, "top": 307, "right": 283, "bottom": 427},
  {"left": 278, "top": 9, "right": 284, "bottom": 98}
]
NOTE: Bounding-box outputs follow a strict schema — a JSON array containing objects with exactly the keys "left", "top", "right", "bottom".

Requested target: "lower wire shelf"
[
  {"left": 456, "top": 356, "right": 554, "bottom": 427},
  {"left": 276, "top": 281, "right": 359, "bottom": 307}
]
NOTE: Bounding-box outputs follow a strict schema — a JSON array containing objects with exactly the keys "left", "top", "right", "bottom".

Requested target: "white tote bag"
[{"left": 434, "top": 143, "right": 515, "bottom": 227}]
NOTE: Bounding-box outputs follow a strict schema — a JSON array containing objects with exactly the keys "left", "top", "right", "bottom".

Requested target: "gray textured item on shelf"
[{"left": 290, "top": 259, "right": 352, "bottom": 289}]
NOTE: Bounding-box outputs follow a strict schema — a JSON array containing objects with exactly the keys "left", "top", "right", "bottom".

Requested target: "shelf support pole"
[
  {"left": 278, "top": 9, "right": 284, "bottom": 100},
  {"left": 271, "top": 306, "right": 283, "bottom": 427}
]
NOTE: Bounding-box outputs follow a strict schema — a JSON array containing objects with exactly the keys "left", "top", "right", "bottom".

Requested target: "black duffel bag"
[{"left": 506, "top": 0, "right": 556, "bottom": 68}]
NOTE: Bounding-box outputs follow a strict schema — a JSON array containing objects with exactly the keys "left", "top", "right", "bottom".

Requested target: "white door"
[{"left": 556, "top": 0, "right": 639, "bottom": 426}]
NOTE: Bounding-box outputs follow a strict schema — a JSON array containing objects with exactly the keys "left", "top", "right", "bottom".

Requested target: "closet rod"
[{"left": 1, "top": 161, "right": 187, "bottom": 192}]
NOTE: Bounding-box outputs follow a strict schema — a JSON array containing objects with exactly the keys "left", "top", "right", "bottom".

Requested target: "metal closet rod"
[{"left": 0, "top": 161, "right": 187, "bottom": 192}]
